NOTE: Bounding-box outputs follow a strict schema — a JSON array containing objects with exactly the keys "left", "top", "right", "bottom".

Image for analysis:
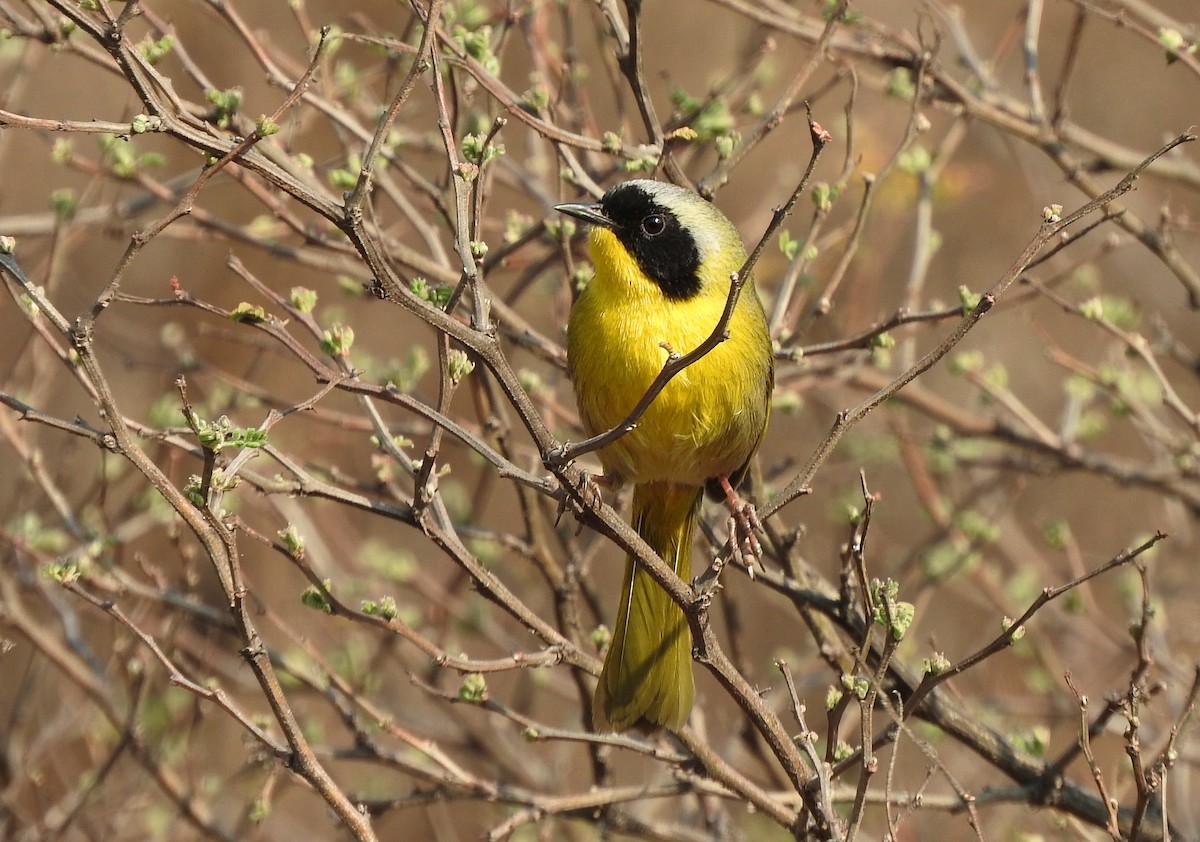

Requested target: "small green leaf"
[
  {"left": 458, "top": 672, "right": 487, "bottom": 703},
  {"left": 1043, "top": 519, "right": 1070, "bottom": 550},
  {"left": 301, "top": 580, "right": 334, "bottom": 613},
  {"left": 447, "top": 349, "right": 475, "bottom": 384},
  {"left": 255, "top": 115, "right": 280, "bottom": 137},
  {"left": 278, "top": 524, "right": 305, "bottom": 556},
  {"left": 320, "top": 323, "right": 355, "bottom": 357},
  {"left": 361, "top": 595, "right": 398, "bottom": 620},
  {"left": 811, "top": 182, "right": 833, "bottom": 212},
  {"left": 205, "top": 87, "right": 243, "bottom": 128},
  {"left": 922, "top": 652, "right": 951, "bottom": 675},
  {"left": 230, "top": 301, "right": 267, "bottom": 323},
  {"left": 289, "top": 286, "right": 318, "bottom": 313},
  {"left": 1080, "top": 296, "right": 1105, "bottom": 321},
  {"left": 949, "top": 349, "right": 985, "bottom": 375},
  {"left": 958, "top": 285, "right": 981, "bottom": 312},
  {"left": 138, "top": 34, "right": 174, "bottom": 65},
  {"left": 50, "top": 188, "right": 77, "bottom": 220},
  {"left": 898, "top": 145, "right": 931, "bottom": 174},
  {"left": 44, "top": 561, "right": 81, "bottom": 584},
  {"left": 884, "top": 67, "right": 915, "bottom": 101}
]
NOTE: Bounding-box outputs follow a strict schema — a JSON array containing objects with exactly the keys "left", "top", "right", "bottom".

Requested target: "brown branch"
[{"left": 765, "top": 132, "right": 1197, "bottom": 521}]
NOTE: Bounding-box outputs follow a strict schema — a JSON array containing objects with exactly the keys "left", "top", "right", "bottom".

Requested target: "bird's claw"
[
  {"left": 727, "top": 512, "right": 761, "bottom": 578},
  {"left": 718, "top": 475, "right": 763, "bottom": 573},
  {"left": 555, "top": 469, "right": 603, "bottom": 530},
  {"left": 545, "top": 444, "right": 570, "bottom": 470}
]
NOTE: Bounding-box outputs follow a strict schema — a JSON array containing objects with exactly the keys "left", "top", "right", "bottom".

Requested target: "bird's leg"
[
  {"left": 556, "top": 469, "right": 609, "bottom": 531},
  {"left": 718, "top": 475, "right": 763, "bottom": 570}
]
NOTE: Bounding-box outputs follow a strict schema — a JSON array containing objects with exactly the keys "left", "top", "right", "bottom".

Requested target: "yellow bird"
[{"left": 557, "top": 180, "right": 774, "bottom": 731}]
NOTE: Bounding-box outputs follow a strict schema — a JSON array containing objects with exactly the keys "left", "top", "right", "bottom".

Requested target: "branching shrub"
[{"left": 1, "top": 1, "right": 1198, "bottom": 839}]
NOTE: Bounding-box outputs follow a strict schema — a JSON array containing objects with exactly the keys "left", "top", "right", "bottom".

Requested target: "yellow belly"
[{"left": 567, "top": 259, "right": 772, "bottom": 487}]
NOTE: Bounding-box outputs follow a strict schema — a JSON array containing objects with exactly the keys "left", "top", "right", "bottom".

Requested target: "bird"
[{"left": 556, "top": 179, "right": 774, "bottom": 731}]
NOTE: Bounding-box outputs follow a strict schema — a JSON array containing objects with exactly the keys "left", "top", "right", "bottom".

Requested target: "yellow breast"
[{"left": 567, "top": 228, "right": 772, "bottom": 487}]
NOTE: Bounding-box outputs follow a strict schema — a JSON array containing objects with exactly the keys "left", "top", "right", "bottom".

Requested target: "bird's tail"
[{"left": 595, "top": 481, "right": 701, "bottom": 731}]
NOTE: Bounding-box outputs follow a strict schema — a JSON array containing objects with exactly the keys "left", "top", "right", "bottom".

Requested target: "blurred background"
[{"left": 2, "top": 0, "right": 1199, "bottom": 839}]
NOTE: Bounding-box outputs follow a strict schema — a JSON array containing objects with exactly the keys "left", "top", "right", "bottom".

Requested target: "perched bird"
[{"left": 557, "top": 180, "right": 774, "bottom": 731}]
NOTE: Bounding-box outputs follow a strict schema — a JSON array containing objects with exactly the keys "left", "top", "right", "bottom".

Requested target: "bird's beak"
[{"left": 554, "top": 201, "right": 612, "bottom": 229}]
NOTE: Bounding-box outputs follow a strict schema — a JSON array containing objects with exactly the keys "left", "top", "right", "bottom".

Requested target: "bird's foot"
[
  {"left": 718, "top": 475, "right": 763, "bottom": 575},
  {"left": 555, "top": 469, "right": 605, "bottom": 529},
  {"left": 545, "top": 444, "right": 570, "bottom": 470}
]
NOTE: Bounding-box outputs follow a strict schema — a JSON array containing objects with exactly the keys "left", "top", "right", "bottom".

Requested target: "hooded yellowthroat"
[{"left": 557, "top": 180, "right": 774, "bottom": 731}]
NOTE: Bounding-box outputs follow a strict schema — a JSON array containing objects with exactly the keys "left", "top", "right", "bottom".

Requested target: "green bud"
[
  {"left": 572, "top": 264, "right": 594, "bottom": 292},
  {"left": 458, "top": 672, "right": 487, "bottom": 702},
  {"left": 453, "top": 24, "right": 499, "bottom": 74},
  {"left": 841, "top": 672, "right": 869, "bottom": 700},
  {"left": 51, "top": 139, "right": 73, "bottom": 165},
  {"left": 301, "top": 580, "right": 333, "bottom": 613},
  {"left": 811, "top": 182, "right": 833, "bottom": 212},
  {"left": 256, "top": 115, "right": 280, "bottom": 137},
  {"left": 361, "top": 595, "right": 398, "bottom": 620},
  {"left": 547, "top": 219, "right": 576, "bottom": 240},
  {"left": 455, "top": 161, "right": 479, "bottom": 182},
  {"left": 949, "top": 349, "right": 984, "bottom": 375},
  {"left": 898, "top": 145, "right": 931, "bottom": 174},
  {"left": 409, "top": 277, "right": 453, "bottom": 308},
  {"left": 278, "top": 524, "right": 305, "bottom": 555},
  {"left": 44, "top": 561, "right": 82, "bottom": 584},
  {"left": 461, "top": 133, "right": 505, "bottom": 166},
  {"left": 289, "top": 286, "right": 318, "bottom": 313},
  {"left": 327, "top": 167, "right": 358, "bottom": 190},
  {"left": 248, "top": 799, "right": 269, "bottom": 823},
  {"left": 503, "top": 211, "right": 531, "bottom": 244},
  {"left": 522, "top": 84, "right": 549, "bottom": 112},
  {"left": 779, "top": 229, "right": 801, "bottom": 260},
  {"left": 666, "top": 126, "right": 698, "bottom": 142},
  {"left": 138, "top": 34, "right": 174, "bottom": 65},
  {"left": 922, "top": 652, "right": 951, "bottom": 675},
  {"left": 205, "top": 87, "right": 243, "bottom": 128},
  {"left": 884, "top": 67, "right": 916, "bottom": 101},
  {"left": 1159, "top": 27, "right": 1187, "bottom": 52},
  {"left": 958, "top": 285, "right": 981, "bottom": 312},
  {"left": 50, "top": 188, "right": 77, "bottom": 220},
  {"left": 1158, "top": 27, "right": 1196, "bottom": 63},
  {"left": 230, "top": 301, "right": 267, "bottom": 323},
  {"left": 517, "top": 368, "right": 545, "bottom": 396},
  {"left": 713, "top": 134, "right": 737, "bottom": 159},
  {"left": 1080, "top": 296, "right": 1105, "bottom": 321},
  {"left": 1001, "top": 616, "right": 1025, "bottom": 640},
  {"left": 622, "top": 154, "right": 657, "bottom": 172},
  {"left": 956, "top": 509, "right": 1000, "bottom": 544},
  {"left": 447, "top": 349, "right": 475, "bottom": 384},
  {"left": 320, "top": 323, "right": 355, "bottom": 357},
  {"left": 1013, "top": 725, "right": 1050, "bottom": 757}
]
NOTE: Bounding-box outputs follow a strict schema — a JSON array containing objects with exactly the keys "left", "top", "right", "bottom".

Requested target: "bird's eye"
[{"left": 641, "top": 214, "right": 666, "bottom": 236}]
